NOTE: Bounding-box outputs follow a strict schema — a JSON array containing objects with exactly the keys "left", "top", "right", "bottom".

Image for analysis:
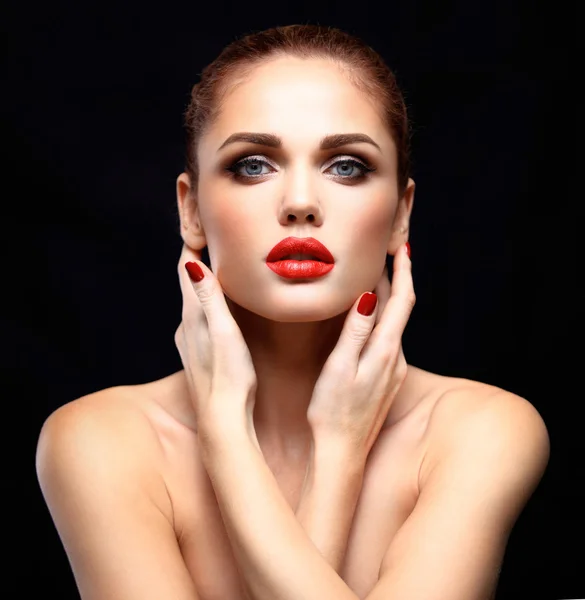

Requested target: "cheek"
[
  {"left": 347, "top": 196, "right": 395, "bottom": 252},
  {"left": 203, "top": 200, "right": 265, "bottom": 290},
  {"left": 201, "top": 195, "right": 252, "bottom": 253}
]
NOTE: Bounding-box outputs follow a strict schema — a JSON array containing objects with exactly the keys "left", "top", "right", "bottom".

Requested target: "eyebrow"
[{"left": 217, "top": 132, "right": 382, "bottom": 153}]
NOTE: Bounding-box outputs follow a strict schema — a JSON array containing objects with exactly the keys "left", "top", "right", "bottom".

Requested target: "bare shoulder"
[
  {"left": 36, "top": 384, "right": 174, "bottom": 524},
  {"left": 419, "top": 374, "right": 550, "bottom": 493},
  {"left": 35, "top": 385, "right": 202, "bottom": 599},
  {"left": 372, "top": 370, "right": 550, "bottom": 599},
  {"left": 425, "top": 375, "right": 550, "bottom": 446},
  {"left": 37, "top": 384, "right": 163, "bottom": 453}
]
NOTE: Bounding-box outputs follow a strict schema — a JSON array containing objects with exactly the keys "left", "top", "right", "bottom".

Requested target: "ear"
[
  {"left": 387, "top": 178, "right": 415, "bottom": 256},
  {"left": 176, "top": 172, "right": 207, "bottom": 252}
]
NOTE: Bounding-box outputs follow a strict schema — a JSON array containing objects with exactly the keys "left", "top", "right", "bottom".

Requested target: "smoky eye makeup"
[{"left": 222, "top": 151, "right": 378, "bottom": 182}]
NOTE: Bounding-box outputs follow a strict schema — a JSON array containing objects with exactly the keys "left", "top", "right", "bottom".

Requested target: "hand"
[
  {"left": 174, "top": 244, "right": 258, "bottom": 433},
  {"left": 307, "top": 244, "right": 415, "bottom": 459}
]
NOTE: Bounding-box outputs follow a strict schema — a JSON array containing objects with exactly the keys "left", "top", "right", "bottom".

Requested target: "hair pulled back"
[{"left": 183, "top": 24, "right": 411, "bottom": 195}]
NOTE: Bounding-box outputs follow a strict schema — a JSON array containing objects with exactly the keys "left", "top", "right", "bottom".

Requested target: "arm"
[
  {"left": 294, "top": 436, "right": 366, "bottom": 573},
  {"left": 200, "top": 390, "right": 549, "bottom": 600},
  {"left": 198, "top": 415, "right": 361, "bottom": 600},
  {"left": 367, "top": 390, "right": 550, "bottom": 599},
  {"left": 36, "top": 397, "right": 200, "bottom": 600}
]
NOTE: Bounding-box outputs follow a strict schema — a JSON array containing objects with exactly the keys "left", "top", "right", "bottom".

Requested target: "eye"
[
  {"left": 225, "top": 156, "right": 273, "bottom": 179},
  {"left": 224, "top": 155, "right": 376, "bottom": 182},
  {"left": 328, "top": 158, "right": 376, "bottom": 180}
]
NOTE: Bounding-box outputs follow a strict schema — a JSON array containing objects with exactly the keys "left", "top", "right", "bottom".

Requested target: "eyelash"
[{"left": 224, "top": 155, "right": 376, "bottom": 182}]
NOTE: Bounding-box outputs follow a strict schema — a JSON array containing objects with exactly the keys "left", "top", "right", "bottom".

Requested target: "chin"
[{"left": 235, "top": 296, "right": 352, "bottom": 323}]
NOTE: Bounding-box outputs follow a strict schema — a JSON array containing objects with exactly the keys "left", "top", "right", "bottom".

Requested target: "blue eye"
[
  {"left": 331, "top": 159, "right": 370, "bottom": 178},
  {"left": 227, "top": 157, "right": 271, "bottom": 178},
  {"left": 225, "top": 156, "right": 376, "bottom": 181}
]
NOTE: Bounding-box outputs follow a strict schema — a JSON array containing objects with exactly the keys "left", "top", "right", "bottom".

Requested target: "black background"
[{"left": 3, "top": 1, "right": 579, "bottom": 598}]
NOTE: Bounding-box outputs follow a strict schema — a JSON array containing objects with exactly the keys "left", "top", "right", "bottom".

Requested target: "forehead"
[{"left": 201, "top": 56, "right": 393, "bottom": 154}]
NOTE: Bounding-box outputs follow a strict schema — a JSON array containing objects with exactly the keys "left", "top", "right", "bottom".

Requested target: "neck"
[{"left": 225, "top": 296, "right": 349, "bottom": 458}]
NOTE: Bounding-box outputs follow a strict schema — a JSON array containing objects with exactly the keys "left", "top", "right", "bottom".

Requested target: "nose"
[
  {"left": 278, "top": 167, "right": 323, "bottom": 226},
  {"left": 285, "top": 210, "right": 317, "bottom": 223}
]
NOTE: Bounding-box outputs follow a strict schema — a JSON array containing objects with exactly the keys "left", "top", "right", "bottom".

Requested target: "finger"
[
  {"left": 372, "top": 265, "right": 392, "bottom": 328},
  {"left": 326, "top": 289, "right": 380, "bottom": 375},
  {"left": 180, "top": 247, "right": 238, "bottom": 340},
  {"left": 177, "top": 243, "right": 203, "bottom": 278},
  {"left": 362, "top": 243, "right": 415, "bottom": 360},
  {"left": 177, "top": 244, "right": 210, "bottom": 304},
  {"left": 177, "top": 244, "right": 203, "bottom": 307}
]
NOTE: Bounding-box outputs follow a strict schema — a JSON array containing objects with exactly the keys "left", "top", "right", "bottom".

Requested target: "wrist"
[
  {"left": 197, "top": 400, "right": 260, "bottom": 459},
  {"left": 302, "top": 435, "right": 366, "bottom": 500},
  {"left": 310, "top": 432, "right": 368, "bottom": 474},
  {"left": 197, "top": 408, "right": 248, "bottom": 451}
]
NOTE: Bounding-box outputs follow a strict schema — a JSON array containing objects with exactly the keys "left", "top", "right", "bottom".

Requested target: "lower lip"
[{"left": 266, "top": 260, "right": 335, "bottom": 279}]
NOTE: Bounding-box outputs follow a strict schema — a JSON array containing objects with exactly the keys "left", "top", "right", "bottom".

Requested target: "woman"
[{"left": 36, "top": 24, "right": 550, "bottom": 600}]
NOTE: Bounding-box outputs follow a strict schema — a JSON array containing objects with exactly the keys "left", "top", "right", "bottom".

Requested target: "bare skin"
[
  {"left": 37, "top": 357, "right": 548, "bottom": 599},
  {"left": 175, "top": 55, "right": 416, "bottom": 459},
  {"left": 36, "top": 56, "right": 549, "bottom": 599},
  {"left": 64, "top": 364, "right": 501, "bottom": 599}
]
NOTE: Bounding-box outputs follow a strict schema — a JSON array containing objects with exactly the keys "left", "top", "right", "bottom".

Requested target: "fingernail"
[
  {"left": 185, "top": 261, "right": 204, "bottom": 282},
  {"left": 405, "top": 242, "right": 411, "bottom": 259},
  {"left": 358, "top": 292, "right": 377, "bottom": 316}
]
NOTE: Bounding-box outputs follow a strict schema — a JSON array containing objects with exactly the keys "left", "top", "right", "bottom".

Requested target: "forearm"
[
  {"left": 198, "top": 416, "right": 359, "bottom": 600},
  {"left": 295, "top": 436, "right": 366, "bottom": 573}
]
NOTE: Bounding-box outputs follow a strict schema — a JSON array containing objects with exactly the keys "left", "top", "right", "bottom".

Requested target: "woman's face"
[{"left": 181, "top": 56, "right": 413, "bottom": 322}]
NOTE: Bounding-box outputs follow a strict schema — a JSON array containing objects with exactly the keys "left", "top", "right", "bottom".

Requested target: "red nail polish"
[
  {"left": 185, "top": 261, "right": 204, "bottom": 282},
  {"left": 405, "top": 242, "right": 411, "bottom": 258},
  {"left": 358, "top": 292, "right": 377, "bottom": 316}
]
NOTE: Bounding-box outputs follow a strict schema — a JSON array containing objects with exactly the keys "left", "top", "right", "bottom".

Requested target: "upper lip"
[{"left": 266, "top": 237, "right": 335, "bottom": 263}]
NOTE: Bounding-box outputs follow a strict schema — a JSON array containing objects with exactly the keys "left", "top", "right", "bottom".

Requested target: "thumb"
[{"left": 329, "top": 292, "right": 378, "bottom": 369}]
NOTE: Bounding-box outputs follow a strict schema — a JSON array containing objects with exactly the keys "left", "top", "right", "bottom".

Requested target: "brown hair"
[{"left": 183, "top": 24, "right": 411, "bottom": 196}]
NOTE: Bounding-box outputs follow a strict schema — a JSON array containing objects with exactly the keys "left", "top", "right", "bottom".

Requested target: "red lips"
[{"left": 266, "top": 237, "right": 334, "bottom": 263}]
